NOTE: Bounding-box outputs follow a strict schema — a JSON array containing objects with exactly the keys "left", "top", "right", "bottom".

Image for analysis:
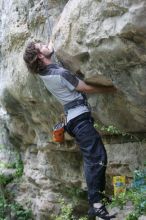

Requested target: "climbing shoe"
[{"left": 88, "top": 204, "right": 117, "bottom": 219}]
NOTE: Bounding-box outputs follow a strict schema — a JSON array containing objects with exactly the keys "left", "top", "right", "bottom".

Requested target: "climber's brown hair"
[{"left": 23, "top": 41, "right": 46, "bottom": 74}]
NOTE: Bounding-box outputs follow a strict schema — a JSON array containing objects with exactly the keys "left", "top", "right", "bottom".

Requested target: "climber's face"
[{"left": 35, "top": 41, "right": 54, "bottom": 59}]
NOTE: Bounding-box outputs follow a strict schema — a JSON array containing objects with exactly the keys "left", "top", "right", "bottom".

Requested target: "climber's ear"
[{"left": 37, "top": 52, "right": 44, "bottom": 59}]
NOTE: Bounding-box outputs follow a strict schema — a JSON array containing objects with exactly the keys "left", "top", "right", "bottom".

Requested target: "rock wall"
[
  {"left": 0, "top": 108, "right": 17, "bottom": 178},
  {"left": 52, "top": 0, "right": 146, "bottom": 132},
  {"left": 0, "top": 0, "right": 146, "bottom": 219}
]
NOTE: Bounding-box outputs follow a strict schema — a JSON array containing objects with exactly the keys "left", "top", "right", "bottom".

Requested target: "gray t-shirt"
[{"left": 39, "top": 64, "right": 89, "bottom": 122}]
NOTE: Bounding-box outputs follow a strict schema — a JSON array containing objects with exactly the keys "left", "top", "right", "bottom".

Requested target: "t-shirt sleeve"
[{"left": 61, "top": 70, "right": 79, "bottom": 91}]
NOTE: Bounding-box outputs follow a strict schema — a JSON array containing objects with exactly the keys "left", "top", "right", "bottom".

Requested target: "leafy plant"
[
  {"left": 63, "top": 186, "right": 87, "bottom": 202},
  {"left": 110, "top": 189, "right": 146, "bottom": 220},
  {"left": 0, "top": 174, "right": 13, "bottom": 185},
  {"left": 0, "top": 197, "right": 32, "bottom": 220},
  {"left": 78, "top": 217, "right": 88, "bottom": 220},
  {"left": 0, "top": 155, "right": 24, "bottom": 182},
  {"left": 126, "top": 213, "right": 139, "bottom": 220},
  {"left": 14, "top": 157, "right": 24, "bottom": 178},
  {"left": 53, "top": 198, "right": 88, "bottom": 220},
  {"left": 54, "top": 199, "right": 73, "bottom": 220},
  {"left": 9, "top": 202, "right": 32, "bottom": 219},
  {"left": 94, "top": 123, "right": 127, "bottom": 136},
  {"left": 0, "top": 153, "right": 27, "bottom": 219},
  {"left": 0, "top": 162, "right": 16, "bottom": 169},
  {"left": 94, "top": 122, "right": 141, "bottom": 140},
  {"left": 0, "top": 186, "right": 32, "bottom": 220}
]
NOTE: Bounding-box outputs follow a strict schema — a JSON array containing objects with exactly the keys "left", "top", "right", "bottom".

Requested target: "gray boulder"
[{"left": 52, "top": 0, "right": 146, "bottom": 132}]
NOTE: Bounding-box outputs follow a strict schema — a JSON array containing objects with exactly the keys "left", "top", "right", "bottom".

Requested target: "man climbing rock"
[{"left": 23, "top": 41, "right": 117, "bottom": 219}]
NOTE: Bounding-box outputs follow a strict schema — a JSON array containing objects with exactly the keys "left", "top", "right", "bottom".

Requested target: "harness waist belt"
[
  {"left": 64, "top": 99, "right": 87, "bottom": 112},
  {"left": 67, "top": 112, "right": 91, "bottom": 132}
]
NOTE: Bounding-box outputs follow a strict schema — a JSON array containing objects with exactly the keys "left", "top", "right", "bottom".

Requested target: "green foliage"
[
  {"left": 0, "top": 161, "right": 23, "bottom": 187},
  {"left": 0, "top": 132, "right": 28, "bottom": 219},
  {"left": 9, "top": 202, "right": 32, "bottom": 220},
  {"left": 63, "top": 186, "right": 87, "bottom": 202},
  {"left": 78, "top": 218, "right": 88, "bottom": 220},
  {"left": 110, "top": 189, "right": 146, "bottom": 220},
  {"left": 0, "top": 195, "right": 32, "bottom": 220},
  {"left": 94, "top": 123, "right": 127, "bottom": 136},
  {"left": 13, "top": 157, "right": 24, "bottom": 178},
  {"left": 0, "top": 154, "right": 24, "bottom": 185},
  {"left": 126, "top": 213, "right": 140, "bottom": 220},
  {"left": 0, "top": 162, "right": 16, "bottom": 169},
  {"left": 0, "top": 153, "right": 26, "bottom": 219},
  {"left": 53, "top": 199, "right": 88, "bottom": 220},
  {"left": 0, "top": 174, "right": 13, "bottom": 185},
  {"left": 93, "top": 122, "right": 144, "bottom": 142},
  {"left": 54, "top": 199, "right": 73, "bottom": 220}
]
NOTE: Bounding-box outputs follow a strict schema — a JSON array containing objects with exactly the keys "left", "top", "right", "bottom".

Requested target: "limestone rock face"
[
  {"left": 0, "top": 108, "right": 17, "bottom": 177},
  {"left": 52, "top": 0, "right": 146, "bottom": 132}
]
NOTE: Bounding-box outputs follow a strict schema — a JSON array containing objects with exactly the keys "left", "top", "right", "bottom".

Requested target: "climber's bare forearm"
[{"left": 76, "top": 80, "right": 117, "bottom": 94}]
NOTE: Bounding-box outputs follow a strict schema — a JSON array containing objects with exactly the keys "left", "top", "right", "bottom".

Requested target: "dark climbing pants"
[{"left": 65, "top": 112, "right": 107, "bottom": 205}]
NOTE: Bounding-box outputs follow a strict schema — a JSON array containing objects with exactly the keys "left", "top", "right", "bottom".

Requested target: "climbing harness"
[{"left": 64, "top": 99, "right": 88, "bottom": 113}]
